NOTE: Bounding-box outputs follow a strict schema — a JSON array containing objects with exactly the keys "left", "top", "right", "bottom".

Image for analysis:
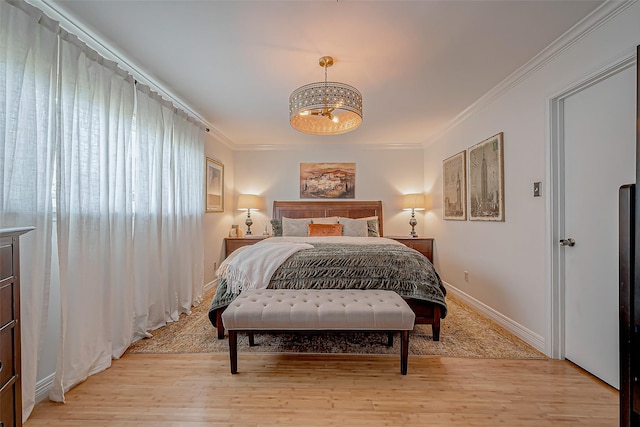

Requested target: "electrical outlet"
[{"left": 464, "top": 271, "right": 469, "bottom": 282}]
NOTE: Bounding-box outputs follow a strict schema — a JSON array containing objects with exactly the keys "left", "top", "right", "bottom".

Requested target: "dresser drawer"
[
  {"left": 0, "top": 283, "right": 14, "bottom": 329},
  {"left": 0, "top": 381, "right": 16, "bottom": 427},
  {"left": 404, "top": 240, "right": 428, "bottom": 252},
  {"left": 0, "top": 325, "right": 15, "bottom": 390},
  {"left": 0, "top": 244, "right": 12, "bottom": 281}
]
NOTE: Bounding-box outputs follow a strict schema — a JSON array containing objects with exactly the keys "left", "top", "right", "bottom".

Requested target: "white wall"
[
  {"left": 203, "top": 133, "right": 235, "bottom": 286},
  {"left": 232, "top": 144, "right": 426, "bottom": 238},
  {"left": 423, "top": 2, "right": 640, "bottom": 352}
]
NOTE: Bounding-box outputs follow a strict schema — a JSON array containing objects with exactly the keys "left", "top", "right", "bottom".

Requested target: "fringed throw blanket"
[
  {"left": 208, "top": 242, "right": 447, "bottom": 328},
  {"left": 220, "top": 242, "right": 314, "bottom": 295}
]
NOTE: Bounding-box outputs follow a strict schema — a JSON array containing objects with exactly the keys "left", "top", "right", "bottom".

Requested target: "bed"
[{"left": 208, "top": 200, "right": 447, "bottom": 340}]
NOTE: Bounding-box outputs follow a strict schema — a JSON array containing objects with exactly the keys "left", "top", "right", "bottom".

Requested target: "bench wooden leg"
[
  {"left": 387, "top": 332, "right": 393, "bottom": 347},
  {"left": 229, "top": 330, "right": 238, "bottom": 374},
  {"left": 400, "top": 330, "right": 409, "bottom": 375},
  {"left": 217, "top": 309, "right": 225, "bottom": 339},
  {"left": 248, "top": 332, "right": 255, "bottom": 346}
]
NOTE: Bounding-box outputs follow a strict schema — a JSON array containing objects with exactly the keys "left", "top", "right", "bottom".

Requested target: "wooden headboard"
[{"left": 273, "top": 200, "right": 383, "bottom": 236}]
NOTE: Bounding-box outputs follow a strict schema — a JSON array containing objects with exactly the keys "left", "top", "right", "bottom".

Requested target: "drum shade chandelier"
[{"left": 289, "top": 56, "right": 363, "bottom": 135}]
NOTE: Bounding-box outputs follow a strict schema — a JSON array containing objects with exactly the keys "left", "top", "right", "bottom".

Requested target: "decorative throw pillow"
[
  {"left": 270, "top": 219, "right": 283, "bottom": 236},
  {"left": 366, "top": 220, "right": 379, "bottom": 237},
  {"left": 308, "top": 223, "right": 343, "bottom": 237},
  {"left": 282, "top": 217, "right": 312, "bottom": 236},
  {"left": 310, "top": 216, "right": 339, "bottom": 224},
  {"left": 338, "top": 217, "right": 368, "bottom": 237},
  {"left": 361, "top": 216, "right": 380, "bottom": 237}
]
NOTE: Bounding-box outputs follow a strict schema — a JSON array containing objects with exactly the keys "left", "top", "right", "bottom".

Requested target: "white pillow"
[
  {"left": 338, "top": 217, "right": 368, "bottom": 237},
  {"left": 311, "top": 216, "right": 339, "bottom": 224},
  {"left": 282, "top": 217, "right": 312, "bottom": 236}
]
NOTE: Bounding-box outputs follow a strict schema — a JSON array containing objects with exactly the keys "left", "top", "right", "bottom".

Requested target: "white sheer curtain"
[
  {"left": 49, "top": 34, "right": 136, "bottom": 402},
  {"left": 1, "top": 0, "right": 206, "bottom": 412},
  {"left": 132, "top": 87, "right": 204, "bottom": 340},
  {"left": 132, "top": 88, "right": 174, "bottom": 337},
  {"left": 171, "top": 112, "right": 205, "bottom": 311},
  {"left": 0, "top": 2, "right": 57, "bottom": 420}
]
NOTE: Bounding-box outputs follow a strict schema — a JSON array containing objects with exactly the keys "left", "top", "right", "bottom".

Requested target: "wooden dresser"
[{"left": 1, "top": 227, "right": 33, "bottom": 427}]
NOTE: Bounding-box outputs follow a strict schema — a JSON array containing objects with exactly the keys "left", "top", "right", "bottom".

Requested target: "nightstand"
[
  {"left": 224, "top": 236, "right": 268, "bottom": 258},
  {"left": 387, "top": 237, "right": 434, "bottom": 263}
]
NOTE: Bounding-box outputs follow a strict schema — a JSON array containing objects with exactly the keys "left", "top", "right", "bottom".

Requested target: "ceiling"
[{"left": 48, "top": 0, "right": 604, "bottom": 149}]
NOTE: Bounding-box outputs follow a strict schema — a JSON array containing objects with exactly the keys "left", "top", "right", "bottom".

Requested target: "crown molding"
[{"left": 423, "top": 0, "right": 636, "bottom": 147}]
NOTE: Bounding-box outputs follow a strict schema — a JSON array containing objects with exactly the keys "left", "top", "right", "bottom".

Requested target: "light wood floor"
[{"left": 26, "top": 353, "right": 617, "bottom": 426}]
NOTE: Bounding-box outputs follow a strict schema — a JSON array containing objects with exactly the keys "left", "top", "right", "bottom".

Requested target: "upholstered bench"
[{"left": 221, "top": 289, "right": 416, "bottom": 375}]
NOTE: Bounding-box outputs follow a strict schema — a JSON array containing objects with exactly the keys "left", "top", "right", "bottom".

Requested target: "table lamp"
[
  {"left": 237, "top": 194, "right": 264, "bottom": 235},
  {"left": 402, "top": 193, "right": 425, "bottom": 237}
]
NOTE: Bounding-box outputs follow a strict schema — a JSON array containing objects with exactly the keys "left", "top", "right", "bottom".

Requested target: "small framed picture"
[
  {"left": 443, "top": 150, "right": 467, "bottom": 220},
  {"left": 205, "top": 157, "right": 224, "bottom": 213}
]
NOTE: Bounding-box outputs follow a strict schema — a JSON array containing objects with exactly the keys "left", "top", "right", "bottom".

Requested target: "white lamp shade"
[
  {"left": 237, "top": 194, "right": 264, "bottom": 211},
  {"left": 402, "top": 193, "right": 425, "bottom": 211}
]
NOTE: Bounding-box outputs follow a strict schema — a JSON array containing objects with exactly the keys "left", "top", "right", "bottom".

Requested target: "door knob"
[{"left": 559, "top": 238, "right": 576, "bottom": 247}]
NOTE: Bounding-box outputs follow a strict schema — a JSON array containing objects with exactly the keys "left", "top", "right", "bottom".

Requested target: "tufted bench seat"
[{"left": 221, "top": 289, "right": 416, "bottom": 375}]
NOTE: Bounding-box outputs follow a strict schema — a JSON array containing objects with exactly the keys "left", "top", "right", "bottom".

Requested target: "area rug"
[{"left": 125, "top": 290, "right": 546, "bottom": 359}]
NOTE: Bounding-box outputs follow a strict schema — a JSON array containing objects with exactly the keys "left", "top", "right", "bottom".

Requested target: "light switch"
[{"left": 533, "top": 182, "right": 542, "bottom": 197}]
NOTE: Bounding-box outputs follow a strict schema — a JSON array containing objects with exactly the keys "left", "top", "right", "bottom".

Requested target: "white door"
[{"left": 562, "top": 65, "right": 635, "bottom": 388}]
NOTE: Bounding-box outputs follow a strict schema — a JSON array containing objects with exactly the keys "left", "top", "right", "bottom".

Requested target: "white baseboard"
[
  {"left": 35, "top": 373, "right": 55, "bottom": 403},
  {"left": 443, "top": 281, "right": 546, "bottom": 355},
  {"left": 203, "top": 278, "right": 217, "bottom": 293}
]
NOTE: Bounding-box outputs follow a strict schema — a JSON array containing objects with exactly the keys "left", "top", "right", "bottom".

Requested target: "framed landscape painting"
[
  {"left": 468, "top": 132, "right": 505, "bottom": 221},
  {"left": 205, "top": 157, "right": 224, "bottom": 212},
  {"left": 442, "top": 150, "right": 466, "bottom": 220},
  {"left": 300, "top": 162, "right": 356, "bottom": 199}
]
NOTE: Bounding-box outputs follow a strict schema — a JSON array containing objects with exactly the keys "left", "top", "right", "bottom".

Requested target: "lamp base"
[
  {"left": 409, "top": 209, "right": 418, "bottom": 238},
  {"left": 245, "top": 212, "right": 253, "bottom": 235}
]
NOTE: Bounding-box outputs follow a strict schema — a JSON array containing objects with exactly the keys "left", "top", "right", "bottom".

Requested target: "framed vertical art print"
[
  {"left": 442, "top": 150, "right": 466, "bottom": 220},
  {"left": 468, "top": 132, "right": 505, "bottom": 221},
  {"left": 205, "top": 157, "right": 224, "bottom": 212}
]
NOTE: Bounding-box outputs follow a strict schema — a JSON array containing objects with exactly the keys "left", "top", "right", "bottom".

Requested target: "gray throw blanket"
[{"left": 208, "top": 243, "right": 447, "bottom": 327}]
